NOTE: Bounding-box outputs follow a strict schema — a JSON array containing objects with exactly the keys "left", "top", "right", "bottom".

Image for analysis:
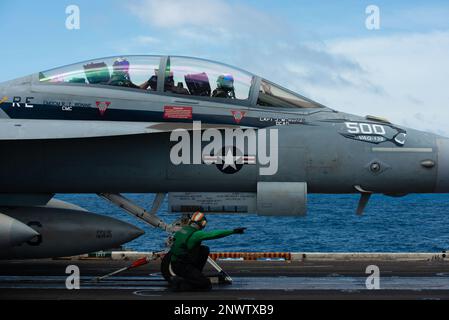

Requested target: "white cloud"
[
  {"left": 126, "top": 1, "right": 449, "bottom": 136},
  {"left": 128, "top": 0, "right": 230, "bottom": 29},
  {"left": 134, "top": 35, "right": 160, "bottom": 45},
  {"left": 125, "top": 1, "right": 370, "bottom": 95},
  {"left": 317, "top": 31, "right": 449, "bottom": 136}
]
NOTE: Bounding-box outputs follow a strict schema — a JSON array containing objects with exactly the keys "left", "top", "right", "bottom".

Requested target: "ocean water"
[{"left": 57, "top": 193, "right": 449, "bottom": 253}]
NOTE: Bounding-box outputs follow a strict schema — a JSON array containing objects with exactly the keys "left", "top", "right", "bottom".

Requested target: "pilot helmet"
[
  {"left": 190, "top": 211, "right": 207, "bottom": 229},
  {"left": 217, "top": 74, "right": 234, "bottom": 90},
  {"left": 113, "top": 58, "right": 130, "bottom": 74}
]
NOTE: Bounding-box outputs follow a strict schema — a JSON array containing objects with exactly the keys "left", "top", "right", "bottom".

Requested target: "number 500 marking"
[{"left": 345, "top": 122, "right": 386, "bottom": 135}]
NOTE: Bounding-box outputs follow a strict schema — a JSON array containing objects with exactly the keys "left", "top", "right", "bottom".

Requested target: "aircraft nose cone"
[{"left": 436, "top": 138, "right": 449, "bottom": 192}]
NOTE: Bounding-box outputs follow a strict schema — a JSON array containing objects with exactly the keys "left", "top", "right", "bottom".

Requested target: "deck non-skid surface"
[{"left": 1, "top": 258, "right": 449, "bottom": 300}]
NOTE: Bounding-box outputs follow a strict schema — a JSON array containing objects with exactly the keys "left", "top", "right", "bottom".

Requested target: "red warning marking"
[
  {"left": 231, "top": 110, "right": 246, "bottom": 124},
  {"left": 96, "top": 101, "right": 111, "bottom": 116},
  {"left": 163, "top": 106, "right": 193, "bottom": 119}
]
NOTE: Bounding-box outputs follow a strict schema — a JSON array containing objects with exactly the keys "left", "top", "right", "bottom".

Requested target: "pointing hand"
[{"left": 233, "top": 227, "right": 247, "bottom": 234}]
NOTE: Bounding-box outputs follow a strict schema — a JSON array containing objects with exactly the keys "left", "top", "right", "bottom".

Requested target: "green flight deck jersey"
[{"left": 170, "top": 225, "right": 234, "bottom": 263}]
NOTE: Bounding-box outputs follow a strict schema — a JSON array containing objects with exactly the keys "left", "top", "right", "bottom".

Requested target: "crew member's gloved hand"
[{"left": 233, "top": 227, "right": 247, "bottom": 234}]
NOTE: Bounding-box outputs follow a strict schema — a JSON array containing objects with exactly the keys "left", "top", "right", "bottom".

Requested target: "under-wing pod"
[
  {"left": 0, "top": 200, "right": 144, "bottom": 259},
  {"left": 0, "top": 213, "right": 40, "bottom": 248}
]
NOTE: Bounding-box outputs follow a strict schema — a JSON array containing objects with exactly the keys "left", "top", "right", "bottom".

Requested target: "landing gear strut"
[{"left": 98, "top": 193, "right": 233, "bottom": 284}]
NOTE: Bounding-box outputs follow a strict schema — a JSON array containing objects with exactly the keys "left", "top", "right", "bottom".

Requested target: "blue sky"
[
  {"left": 1, "top": 0, "right": 448, "bottom": 78},
  {"left": 1, "top": 0, "right": 449, "bottom": 135}
]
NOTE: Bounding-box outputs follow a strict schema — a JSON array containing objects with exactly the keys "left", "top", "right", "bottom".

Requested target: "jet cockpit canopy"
[{"left": 39, "top": 55, "right": 324, "bottom": 109}]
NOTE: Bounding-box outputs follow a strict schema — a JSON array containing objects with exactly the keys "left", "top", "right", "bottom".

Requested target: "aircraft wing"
[{"left": 0, "top": 119, "right": 248, "bottom": 140}]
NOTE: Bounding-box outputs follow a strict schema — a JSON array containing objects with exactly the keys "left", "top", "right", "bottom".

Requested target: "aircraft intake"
[{"left": 0, "top": 200, "right": 144, "bottom": 259}]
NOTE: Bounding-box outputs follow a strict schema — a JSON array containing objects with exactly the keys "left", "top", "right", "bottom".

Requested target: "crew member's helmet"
[
  {"left": 190, "top": 211, "right": 207, "bottom": 229},
  {"left": 216, "top": 74, "right": 234, "bottom": 90},
  {"left": 113, "top": 58, "right": 130, "bottom": 74}
]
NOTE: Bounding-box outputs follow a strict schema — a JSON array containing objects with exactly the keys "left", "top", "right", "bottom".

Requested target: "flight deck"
[{"left": 1, "top": 252, "right": 449, "bottom": 300}]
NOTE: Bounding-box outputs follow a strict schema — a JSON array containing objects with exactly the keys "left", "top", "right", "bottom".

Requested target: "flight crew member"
[
  {"left": 212, "top": 74, "right": 236, "bottom": 98},
  {"left": 168, "top": 211, "right": 246, "bottom": 291},
  {"left": 108, "top": 58, "right": 152, "bottom": 90}
]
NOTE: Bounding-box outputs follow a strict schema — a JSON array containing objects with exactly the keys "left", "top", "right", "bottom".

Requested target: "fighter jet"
[{"left": 0, "top": 55, "right": 447, "bottom": 259}]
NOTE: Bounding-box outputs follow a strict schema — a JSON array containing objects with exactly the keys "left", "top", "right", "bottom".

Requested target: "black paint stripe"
[{"left": 0, "top": 103, "right": 269, "bottom": 128}]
